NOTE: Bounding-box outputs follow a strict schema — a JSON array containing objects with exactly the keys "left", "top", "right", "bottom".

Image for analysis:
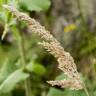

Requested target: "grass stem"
[{"left": 18, "top": 31, "right": 32, "bottom": 96}]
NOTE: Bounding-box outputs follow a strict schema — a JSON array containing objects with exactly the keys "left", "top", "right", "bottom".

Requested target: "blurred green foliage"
[
  {"left": 0, "top": 0, "right": 51, "bottom": 96},
  {"left": 0, "top": 69, "right": 29, "bottom": 94},
  {"left": 0, "top": 0, "right": 96, "bottom": 96},
  {"left": 19, "top": 0, "right": 51, "bottom": 12}
]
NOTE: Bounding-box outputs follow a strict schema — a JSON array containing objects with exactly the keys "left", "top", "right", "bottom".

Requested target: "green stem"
[
  {"left": 18, "top": 32, "right": 26, "bottom": 69},
  {"left": 18, "top": 32, "right": 32, "bottom": 96},
  {"left": 1, "top": 24, "right": 8, "bottom": 40},
  {"left": 82, "top": 81, "right": 90, "bottom": 96},
  {"left": 84, "top": 87, "right": 90, "bottom": 96},
  {"left": 24, "top": 78, "right": 32, "bottom": 96}
]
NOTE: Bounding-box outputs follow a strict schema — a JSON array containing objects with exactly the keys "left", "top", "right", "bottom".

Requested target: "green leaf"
[
  {"left": 19, "top": 0, "right": 51, "bottom": 12},
  {"left": 55, "top": 74, "right": 67, "bottom": 80},
  {"left": 0, "top": 69, "right": 29, "bottom": 93},
  {"left": 26, "top": 61, "right": 46, "bottom": 75},
  {"left": 47, "top": 88, "right": 65, "bottom": 96},
  {"left": 0, "top": 59, "right": 16, "bottom": 83}
]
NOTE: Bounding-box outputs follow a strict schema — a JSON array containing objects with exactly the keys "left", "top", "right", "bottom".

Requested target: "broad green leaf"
[
  {"left": 55, "top": 74, "right": 67, "bottom": 80},
  {"left": 26, "top": 61, "right": 46, "bottom": 75},
  {"left": 0, "top": 69, "right": 29, "bottom": 93},
  {"left": 0, "top": 59, "right": 16, "bottom": 83},
  {"left": 19, "top": 0, "right": 51, "bottom": 12},
  {"left": 47, "top": 88, "right": 65, "bottom": 96}
]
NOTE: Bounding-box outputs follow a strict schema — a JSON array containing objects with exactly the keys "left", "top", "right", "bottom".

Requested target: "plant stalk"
[
  {"left": 18, "top": 31, "right": 32, "bottom": 96},
  {"left": 81, "top": 81, "right": 90, "bottom": 96},
  {"left": 84, "top": 87, "right": 90, "bottom": 96}
]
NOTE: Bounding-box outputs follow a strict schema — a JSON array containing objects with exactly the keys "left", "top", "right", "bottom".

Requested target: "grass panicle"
[{"left": 3, "top": 4, "right": 83, "bottom": 90}]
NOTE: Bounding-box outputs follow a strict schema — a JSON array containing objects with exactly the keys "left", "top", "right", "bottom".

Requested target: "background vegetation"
[{"left": 0, "top": 0, "right": 96, "bottom": 96}]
